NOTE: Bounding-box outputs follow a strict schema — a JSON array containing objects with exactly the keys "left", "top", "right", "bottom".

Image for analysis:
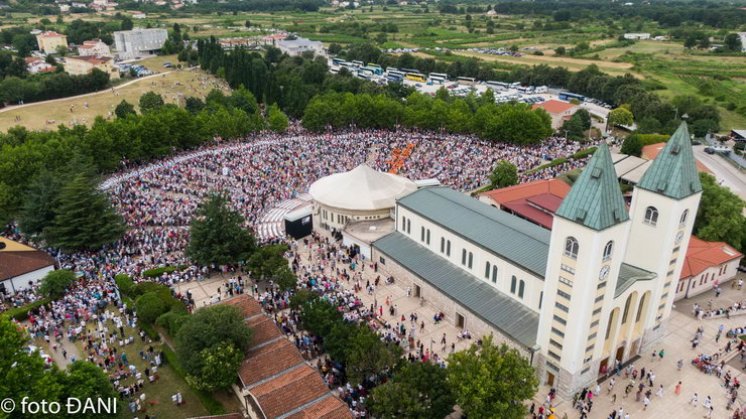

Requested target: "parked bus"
[
  {"left": 363, "top": 66, "right": 384, "bottom": 76},
  {"left": 405, "top": 73, "right": 427, "bottom": 82},
  {"left": 559, "top": 92, "right": 586, "bottom": 102},
  {"left": 486, "top": 80, "right": 509, "bottom": 89},
  {"left": 429, "top": 72, "right": 448, "bottom": 80},
  {"left": 331, "top": 57, "right": 344, "bottom": 66},
  {"left": 351, "top": 60, "right": 364, "bottom": 68},
  {"left": 429, "top": 75, "right": 446, "bottom": 84},
  {"left": 457, "top": 76, "right": 476, "bottom": 85},
  {"left": 401, "top": 68, "right": 421, "bottom": 75}
]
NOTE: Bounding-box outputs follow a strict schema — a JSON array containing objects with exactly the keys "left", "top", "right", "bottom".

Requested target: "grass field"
[{"left": 0, "top": 55, "right": 229, "bottom": 132}]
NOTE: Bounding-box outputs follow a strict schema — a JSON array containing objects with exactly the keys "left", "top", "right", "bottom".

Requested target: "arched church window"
[
  {"left": 679, "top": 209, "right": 689, "bottom": 226},
  {"left": 644, "top": 206, "right": 659, "bottom": 226},
  {"left": 603, "top": 241, "right": 614, "bottom": 262},
  {"left": 564, "top": 237, "right": 579, "bottom": 259}
]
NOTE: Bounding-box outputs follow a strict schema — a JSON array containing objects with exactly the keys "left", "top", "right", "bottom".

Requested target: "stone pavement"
[{"left": 538, "top": 273, "right": 746, "bottom": 418}]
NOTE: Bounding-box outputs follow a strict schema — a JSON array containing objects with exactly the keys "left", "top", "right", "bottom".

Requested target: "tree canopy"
[
  {"left": 39, "top": 269, "right": 77, "bottom": 300},
  {"left": 187, "top": 193, "right": 257, "bottom": 267},
  {"left": 175, "top": 304, "right": 253, "bottom": 391},
  {"left": 369, "top": 362, "right": 454, "bottom": 418},
  {"left": 447, "top": 335, "right": 538, "bottom": 419},
  {"left": 490, "top": 160, "right": 519, "bottom": 190},
  {"left": 694, "top": 172, "right": 746, "bottom": 251}
]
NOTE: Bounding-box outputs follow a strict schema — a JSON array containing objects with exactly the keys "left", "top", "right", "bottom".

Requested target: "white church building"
[{"left": 371, "top": 123, "right": 702, "bottom": 397}]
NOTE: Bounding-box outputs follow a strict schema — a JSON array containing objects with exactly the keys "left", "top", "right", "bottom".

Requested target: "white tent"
[{"left": 309, "top": 164, "right": 417, "bottom": 211}]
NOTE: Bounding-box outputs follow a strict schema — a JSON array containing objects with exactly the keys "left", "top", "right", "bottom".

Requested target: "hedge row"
[
  {"left": 142, "top": 265, "right": 185, "bottom": 278},
  {"left": 1, "top": 298, "right": 52, "bottom": 321},
  {"left": 161, "top": 345, "right": 226, "bottom": 415}
]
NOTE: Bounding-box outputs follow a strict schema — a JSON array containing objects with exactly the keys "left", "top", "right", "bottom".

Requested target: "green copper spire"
[
  {"left": 555, "top": 143, "right": 629, "bottom": 230},
  {"left": 637, "top": 122, "right": 702, "bottom": 200}
]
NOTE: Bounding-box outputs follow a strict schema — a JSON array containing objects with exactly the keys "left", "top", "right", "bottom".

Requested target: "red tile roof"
[
  {"left": 239, "top": 338, "right": 304, "bottom": 388},
  {"left": 67, "top": 55, "right": 112, "bottom": 65},
  {"left": 532, "top": 99, "right": 577, "bottom": 114},
  {"left": 481, "top": 179, "right": 571, "bottom": 229},
  {"left": 39, "top": 31, "right": 66, "bottom": 38},
  {"left": 680, "top": 236, "right": 742, "bottom": 280},
  {"left": 251, "top": 365, "right": 330, "bottom": 419},
  {"left": 246, "top": 315, "right": 282, "bottom": 348},
  {"left": 0, "top": 251, "right": 55, "bottom": 282},
  {"left": 222, "top": 294, "right": 263, "bottom": 319},
  {"left": 188, "top": 414, "right": 244, "bottom": 419},
  {"left": 641, "top": 143, "right": 712, "bottom": 174},
  {"left": 285, "top": 395, "right": 351, "bottom": 419}
]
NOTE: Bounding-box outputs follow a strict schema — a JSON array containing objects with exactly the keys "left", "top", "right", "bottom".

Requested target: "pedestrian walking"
[
  {"left": 675, "top": 381, "right": 682, "bottom": 395},
  {"left": 690, "top": 393, "right": 699, "bottom": 406},
  {"left": 657, "top": 384, "right": 664, "bottom": 397},
  {"left": 643, "top": 395, "right": 650, "bottom": 410}
]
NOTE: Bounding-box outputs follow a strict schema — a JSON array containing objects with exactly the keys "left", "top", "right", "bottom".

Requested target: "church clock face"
[
  {"left": 676, "top": 231, "right": 684, "bottom": 244},
  {"left": 599, "top": 265, "right": 610, "bottom": 281}
]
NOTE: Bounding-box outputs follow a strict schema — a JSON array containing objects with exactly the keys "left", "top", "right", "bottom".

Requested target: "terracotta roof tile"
[
  {"left": 481, "top": 179, "right": 570, "bottom": 205},
  {"left": 246, "top": 316, "right": 282, "bottom": 348},
  {"left": 251, "top": 365, "right": 328, "bottom": 418},
  {"left": 222, "top": 294, "right": 263, "bottom": 319},
  {"left": 239, "top": 338, "right": 303, "bottom": 387},
  {"left": 67, "top": 55, "right": 112, "bottom": 65},
  {"left": 0, "top": 251, "right": 55, "bottom": 282},
  {"left": 187, "top": 414, "right": 244, "bottom": 419},
  {"left": 680, "top": 236, "right": 743, "bottom": 280},
  {"left": 286, "top": 395, "right": 352, "bottom": 419},
  {"left": 532, "top": 99, "right": 576, "bottom": 114},
  {"left": 641, "top": 142, "right": 711, "bottom": 174}
]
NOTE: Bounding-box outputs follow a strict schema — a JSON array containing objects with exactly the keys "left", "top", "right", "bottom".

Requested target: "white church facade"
[{"left": 371, "top": 123, "right": 702, "bottom": 397}]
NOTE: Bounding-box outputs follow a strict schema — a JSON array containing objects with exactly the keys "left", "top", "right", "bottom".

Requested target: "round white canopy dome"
[{"left": 309, "top": 164, "right": 417, "bottom": 211}]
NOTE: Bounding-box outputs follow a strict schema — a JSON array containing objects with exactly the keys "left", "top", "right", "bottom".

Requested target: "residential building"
[
  {"left": 623, "top": 33, "right": 651, "bottom": 40},
  {"left": 0, "top": 237, "right": 56, "bottom": 295},
  {"left": 276, "top": 37, "right": 326, "bottom": 57},
  {"left": 676, "top": 237, "right": 742, "bottom": 300},
  {"left": 532, "top": 99, "right": 579, "bottom": 130},
  {"left": 36, "top": 31, "right": 68, "bottom": 55},
  {"left": 371, "top": 123, "right": 702, "bottom": 397},
  {"left": 24, "top": 57, "right": 56, "bottom": 74},
  {"left": 77, "top": 39, "right": 111, "bottom": 57},
  {"left": 64, "top": 55, "right": 119, "bottom": 79},
  {"left": 113, "top": 28, "right": 168, "bottom": 60}
]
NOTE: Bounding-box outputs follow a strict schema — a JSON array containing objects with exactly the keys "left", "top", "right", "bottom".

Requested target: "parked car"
[{"left": 704, "top": 147, "right": 715, "bottom": 154}]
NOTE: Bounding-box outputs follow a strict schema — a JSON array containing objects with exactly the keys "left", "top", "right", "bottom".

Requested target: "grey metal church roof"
[
  {"left": 555, "top": 143, "right": 630, "bottom": 231},
  {"left": 374, "top": 232, "right": 540, "bottom": 348},
  {"left": 397, "top": 187, "right": 550, "bottom": 277},
  {"left": 614, "top": 263, "right": 657, "bottom": 298},
  {"left": 637, "top": 122, "right": 702, "bottom": 200}
]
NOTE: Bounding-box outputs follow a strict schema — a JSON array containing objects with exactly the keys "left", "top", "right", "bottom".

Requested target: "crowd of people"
[{"left": 2, "top": 128, "right": 595, "bottom": 417}]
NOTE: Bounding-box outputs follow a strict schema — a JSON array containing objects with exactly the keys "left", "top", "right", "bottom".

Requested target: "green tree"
[
  {"left": 135, "top": 292, "right": 169, "bottom": 324},
  {"left": 694, "top": 173, "right": 746, "bottom": 251},
  {"left": 490, "top": 160, "right": 518, "bottom": 189},
  {"left": 62, "top": 361, "right": 119, "bottom": 418},
  {"left": 247, "top": 244, "right": 288, "bottom": 280},
  {"left": 138, "top": 91, "right": 165, "bottom": 113},
  {"left": 175, "top": 304, "right": 252, "bottom": 386},
  {"left": 43, "top": 173, "right": 126, "bottom": 252},
  {"left": 267, "top": 104, "right": 289, "bottom": 132},
  {"left": 185, "top": 97, "right": 205, "bottom": 114},
  {"left": 120, "top": 17, "right": 133, "bottom": 30},
  {"left": 724, "top": 33, "right": 742, "bottom": 52},
  {"left": 447, "top": 335, "right": 538, "bottom": 419},
  {"left": 19, "top": 169, "right": 65, "bottom": 236},
  {"left": 275, "top": 265, "right": 297, "bottom": 292},
  {"left": 187, "top": 193, "right": 256, "bottom": 266},
  {"left": 607, "top": 107, "right": 634, "bottom": 129},
  {"left": 0, "top": 317, "right": 65, "bottom": 414},
  {"left": 114, "top": 100, "right": 136, "bottom": 118},
  {"left": 187, "top": 341, "right": 244, "bottom": 391},
  {"left": 369, "top": 362, "right": 455, "bottom": 419},
  {"left": 39, "top": 269, "right": 77, "bottom": 300},
  {"left": 346, "top": 325, "right": 403, "bottom": 386},
  {"left": 620, "top": 135, "right": 643, "bottom": 156}
]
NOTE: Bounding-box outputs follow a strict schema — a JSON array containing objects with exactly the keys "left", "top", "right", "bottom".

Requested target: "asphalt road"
[{"left": 692, "top": 144, "right": 746, "bottom": 201}]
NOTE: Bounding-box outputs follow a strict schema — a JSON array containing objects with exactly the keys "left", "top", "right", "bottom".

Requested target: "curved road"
[{"left": 693, "top": 144, "right": 746, "bottom": 201}]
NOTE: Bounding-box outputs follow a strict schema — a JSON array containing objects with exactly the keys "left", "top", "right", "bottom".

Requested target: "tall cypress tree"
[
  {"left": 187, "top": 193, "right": 256, "bottom": 267},
  {"left": 43, "top": 173, "right": 125, "bottom": 252}
]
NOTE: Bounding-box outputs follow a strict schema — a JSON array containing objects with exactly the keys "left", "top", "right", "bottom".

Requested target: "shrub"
[
  {"left": 39, "top": 270, "right": 77, "bottom": 300},
  {"left": 0, "top": 298, "right": 51, "bottom": 321},
  {"left": 156, "top": 311, "right": 189, "bottom": 336},
  {"left": 571, "top": 147, "right": 597, "bottom": 160},
  {"left": 142, "top": 265, "right": 183, "bottom": 278},
  {"left": 135, "top": 292, "right": 169, "bottom": 325},
  {"left": 115, "top": 273, "right": 134, "bottom": 296}
]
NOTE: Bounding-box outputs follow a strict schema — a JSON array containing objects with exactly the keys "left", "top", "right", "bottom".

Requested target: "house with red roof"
[
  {"left": 675, "top": 236, "right": 742, "bottom": 300},
  {"left": 532, "top": 99, "right": 578, "bottom": 130},
  {"left": 479, "top": 179, "right": 571, "bottom": 229},
  {"left": 0, "top": 237, "right": 56, "bottom": 295}
]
